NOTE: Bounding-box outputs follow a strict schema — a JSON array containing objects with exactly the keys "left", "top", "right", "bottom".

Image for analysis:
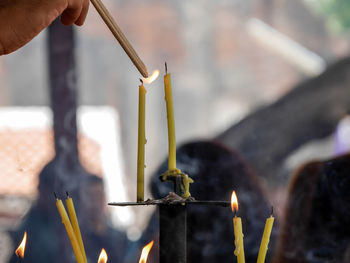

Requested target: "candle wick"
[
  {"left": 233, "top": 209, "right": 237, "bottom": 217},
  {"left": 140, "top": 78, "right": 143, "bottom": 84},
  {"left": 66, "top": 191, "right": 70, "bottom": 198},
  {"left": 271, "top": 206, "right": 274, "bottom": 216},
  {"left": 165, "top": 62, "right": 168, "bottom": 74},
  {"left": 54, "top": 192, "right": 58, "bottom": 199}
]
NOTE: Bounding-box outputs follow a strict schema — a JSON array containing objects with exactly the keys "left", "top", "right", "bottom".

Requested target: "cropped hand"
[{"left": 0, "top": 0, "right": 89, "bottom": 55}]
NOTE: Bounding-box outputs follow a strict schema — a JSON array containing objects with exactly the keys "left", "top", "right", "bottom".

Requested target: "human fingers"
[
  {"left": 74, "top": 0, "right": 89, "bottom": 26},
  {"left": 60, "top": 0, "right": 84, "bottom": 26}
]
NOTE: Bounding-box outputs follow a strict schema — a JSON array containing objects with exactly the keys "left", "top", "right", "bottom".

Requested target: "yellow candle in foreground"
[
  {"left": 55, "top": 198, "right": 84, "bottom": 263},
  {"left": 233, "top": 215, "right": 245, "bottom": 263},
  {"left": 137, "top": 80, "right": 146, "bottom": 202},
  {"left": 66, "top": 195, "right": 87, "bottom": 263},
  {"left": 231, "top": 191, "right": 245, "bottom": 263},
  {"left": 256, "top": 215, "right": 275, "bottom": 263},
  {"left": 164, "top": 66, "right": 176, "bottom": 171}
]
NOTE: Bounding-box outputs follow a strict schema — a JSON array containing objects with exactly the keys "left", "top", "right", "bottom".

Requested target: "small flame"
[
  {"left": 98, "top": 248, "right": 108, "bottom": 263},
  {"left": 231, "top": 191, "right": 238, "bottom": 212},
  {"left": 138, "top": 240, "right": 154, "bottom": 263},
  {"left": 15, "top": 231, "right": 27, "bottom": 258},
  {"left": 143, "top": 70, "right": 160, "bottom": 84}
]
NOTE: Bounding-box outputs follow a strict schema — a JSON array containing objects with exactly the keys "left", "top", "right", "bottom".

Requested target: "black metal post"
[
  {"left": 159, "top": 204, "right": 186, "bottom": 263},
  {"left": 47, "top": 19, "right": 90, "bottom": 197},
  {"left": 159, "top": 175, "right": 187, "bottom": 263},
  {"left": 48, "top": 19, "right": 79, "bottom": 166}
]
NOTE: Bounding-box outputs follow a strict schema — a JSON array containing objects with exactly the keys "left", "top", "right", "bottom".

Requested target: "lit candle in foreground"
[
  {"left": 163, "top": 63, "right": 177, "bottom": 171},
  {"left": 231, "top": 191, "right": 245, "bottom": 263},
  {"left": 257, "top": 207, "right": 275, "bottom": 263},
  {"left": 98, "top": 248, "right": 108, "bottom": 263},
  {"left": 66, "top": 192, "right": 87, "bottom": 263},
  {"left": 55, "top": 194, "right": 84, "bottom": 263},
  {"left": 15, "top": 231, "right": 27, "bottom": 259},
  {"left": 138, "top": 240, "right": 154, "bottom": 263}
]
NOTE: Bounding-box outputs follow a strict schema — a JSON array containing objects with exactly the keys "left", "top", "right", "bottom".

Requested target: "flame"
[
  {"left": 138, "top": 240, "right": 154, "bottom": 263},
  {"left": 15, "top": 231, "right": 27, "bottom": 258},
  {"left": 98, "top": 248, "right": 108, "bottom": 263},
  {"left": 143, "top": 70, "right": 160, "bottom": 84},
  {"left": 231, "top": 191, "right": 238, "bottom": 212}
]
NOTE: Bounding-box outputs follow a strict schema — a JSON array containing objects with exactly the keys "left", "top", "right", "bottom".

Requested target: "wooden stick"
[{"left": 90, "top": 0, "right": 149, "bottom": 78}]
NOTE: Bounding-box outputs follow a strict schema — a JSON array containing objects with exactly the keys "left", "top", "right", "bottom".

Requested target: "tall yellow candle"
[
  {"left": 231, "top": 191, "right": 245, "bottom": 263},
  {"left": 66, "top": 193, "right": 87, "bottom": 263},
  {"left": 164, "top": 63, "right": 176, "bottom": 171},
  {"left": 233, "top": 216, "right": 245, "bottom": 263},
  {"left": 256, "top": 211, "right": 275, "bottom": 263},
  {"left": 55, "top": 196, "right": 84, "bottom": 263},
  {"left": 137, "top": 79, "right": 146, "bottom": 202}
]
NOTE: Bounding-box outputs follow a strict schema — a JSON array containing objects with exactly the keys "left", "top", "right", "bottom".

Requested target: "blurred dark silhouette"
[
  {"left": 217, "top": 57, "right": 350, "bottom": 184},
  {"left": 273, "top": 153, "right": 350, "bottom": 263},
  {"left": 126, "top": 140, "right": 277, "bottom": 263}
]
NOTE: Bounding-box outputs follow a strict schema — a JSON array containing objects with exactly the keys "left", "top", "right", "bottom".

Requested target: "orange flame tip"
[
  {"left": 138, "top": 240, "right": 154, "bottom": 263},
  {"left": 231, "top": 191, "right": 238, "bottom": 213},
  {"left": 15, "top": 231, "right": 27, "bottom": 258},
  {"left": 98, "top": 248, "right": 108, "bottom": 263},
  {"left": 143, "top": 70, "right": 160, "bottom": 84}
]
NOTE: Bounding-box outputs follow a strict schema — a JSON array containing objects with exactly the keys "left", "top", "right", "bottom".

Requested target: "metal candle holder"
[{"left": 109, "top": 173, "right": 230, "bottom": 263}]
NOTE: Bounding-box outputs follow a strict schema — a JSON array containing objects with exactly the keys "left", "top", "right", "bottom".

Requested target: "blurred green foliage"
[{"left": 317, "top": 0, "right": 350, "bottom": 32}]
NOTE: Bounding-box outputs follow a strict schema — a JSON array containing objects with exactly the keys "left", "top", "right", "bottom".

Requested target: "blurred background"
[{"left": 1, "top": 0, "right": 350, "bottom": 261}]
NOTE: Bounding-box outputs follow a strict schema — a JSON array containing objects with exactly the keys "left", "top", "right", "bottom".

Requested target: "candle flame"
[
  {"left": 138, "top": 240, "right": 154, "bottom": 263},
  {"left": 15, "top": 231, "right": 27, "bottom": 258},
  {"left": 231, "top": 191, "right": 238, "bottom": 212},
  {"left": 143, "top": 70, "right": 160, "bottom": 84},
  {"left": 98, "top": 248, "right": 108, "bottom": 263}
]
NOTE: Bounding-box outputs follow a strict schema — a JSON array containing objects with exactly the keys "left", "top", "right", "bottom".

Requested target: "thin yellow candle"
[
  {"left": 164, "top": 63, "right": 177, "bottom": 171},
  {"left": 231, "top": 191, "right": 245, "bottom": 263},
  {"left": 137, "top": 79, "right": 146, "bottom": 202},
  {"left": 256, "top": 209, "right": 275, "bottom": 263},
  {"left": 55, "top": 194, "right": 84, "bottom": 263},
  {"left": 66, "top": 193, "right": 87, "bottom": 263}
]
